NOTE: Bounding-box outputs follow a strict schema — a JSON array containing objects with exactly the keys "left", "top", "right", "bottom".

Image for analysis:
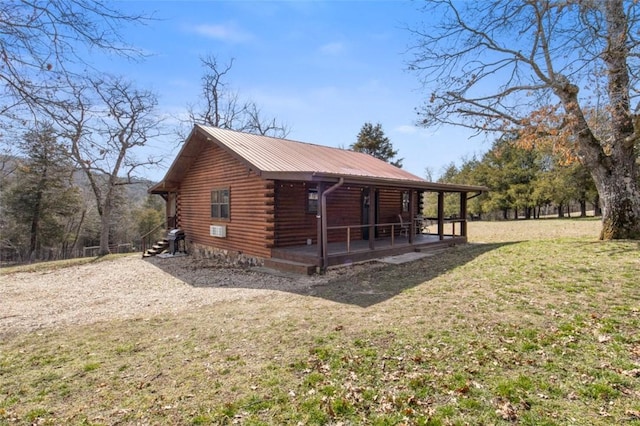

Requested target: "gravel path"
[{"left": 0, "top": 254, "right": 352, "bottom": 336}]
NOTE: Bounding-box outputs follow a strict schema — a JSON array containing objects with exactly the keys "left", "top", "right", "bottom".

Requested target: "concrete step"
[
  {"left": 263, "top": 258, "right": 316, "bottom": 275},
  {"left": 414, "top": 242, "right": 458, "bottom": 257}
]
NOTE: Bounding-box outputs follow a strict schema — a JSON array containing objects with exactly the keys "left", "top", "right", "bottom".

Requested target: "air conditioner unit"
[{"left": 209, "top": 225, "right": 227, "bottom": 238}]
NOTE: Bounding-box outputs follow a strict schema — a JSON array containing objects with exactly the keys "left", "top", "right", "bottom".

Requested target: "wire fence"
[{"left": 0, "top": 242, "right": 136, "bottom": 266}]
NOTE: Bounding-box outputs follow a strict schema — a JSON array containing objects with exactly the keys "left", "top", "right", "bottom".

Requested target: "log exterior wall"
[
  {"left": 326, "top": 185, "right": 363, "bottom": 242},
  {"left": 175, "top": 139, "right": 422, "bottom": 256},
  {"left": 273, "top": 181, "right": 318, "bottom": 247},
  {"left": 178, "top": 141, "right": 274, "bottom": 259},
  {"left": 273, "top": 182, "right": 419, "bottom": 248}
]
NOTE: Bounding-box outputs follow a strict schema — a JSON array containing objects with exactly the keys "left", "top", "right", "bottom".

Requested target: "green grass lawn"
[{"left": 1, "top": 218, "right": 640, "bottom": 425}]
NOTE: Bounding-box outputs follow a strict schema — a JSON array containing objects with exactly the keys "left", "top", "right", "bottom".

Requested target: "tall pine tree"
[
  {"left": 351, "top": 122, "right": 403, "bottom": 167},
  {"left": 2, "top": 124, "right": 80, "bottom": 261}
]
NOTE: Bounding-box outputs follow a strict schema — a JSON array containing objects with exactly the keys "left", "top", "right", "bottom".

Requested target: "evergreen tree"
[
  {"left": 351, "top": 122, "right": 403, "bottom": 167},
  {"left": 2, "top": 124, "right": 81, "bottom": 261}
]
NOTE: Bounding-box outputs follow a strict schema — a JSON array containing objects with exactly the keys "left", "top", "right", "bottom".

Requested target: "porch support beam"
[
  {"left": 460, "top": 192, "right": 468, "bottom": 237},
  {"left": 409, "top": 189, "right": 416, "bottom": 244},
  {"left": 438, "top": 191, "right": 445, "bottom": 240},
  {"left": 368, "top": 186, "right": 376, "bottom": 250},
  {"left": 316, "top": 182, "right": 324, "bottom": 264}
]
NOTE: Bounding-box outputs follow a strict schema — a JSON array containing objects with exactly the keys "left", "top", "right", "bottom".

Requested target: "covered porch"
[
  {"left": 268, "top": 205, "right": 472, "bottom": 273},
  {"left": 308, "top": 177, "right": 483, "bottom": 272}
]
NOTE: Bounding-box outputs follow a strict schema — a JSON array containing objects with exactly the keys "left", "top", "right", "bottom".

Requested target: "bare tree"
[
  {"left": 0, "top": 0, "right": 149, "bottom": 123},
  {"left": 185, "top": 55, "right": 289, "bottom": 138},
  {"left": 408, "top": 0, "right": 640, "bottom": 239},
  {"left": 53, "top": 76, "right": 164, "bottom": 255}
]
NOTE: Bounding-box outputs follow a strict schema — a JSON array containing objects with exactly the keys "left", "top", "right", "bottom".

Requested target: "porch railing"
[
  {"left": 325, "top": 218, "right": 465, "bottom": 255},
  {"left": 325, "top": 220, "right": 416, "bottom": 254},
  {"left": 422, "top": 217, "right": 466, "bottom": 237},
  {"left": 139, "top": 216, "right": 176, "bottom": 254}
]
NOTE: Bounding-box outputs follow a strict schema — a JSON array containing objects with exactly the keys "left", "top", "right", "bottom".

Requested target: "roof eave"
[{"left": 261, "top": 171, "right": 487, "bottom": 193}]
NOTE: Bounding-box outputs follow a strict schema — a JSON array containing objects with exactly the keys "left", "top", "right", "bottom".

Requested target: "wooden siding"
[
  {"left": 178, "top": 140, "right": 274, "bottom": 258},
  {"left": 274, "top": 181, "right": 318, "bottom": 247},
  {"left": 273, "top": 182, "right": 364, "bottom": 247},
  {"left": 273, "top": 183, "right": 419, "bottom": 247},
  {"left": 377, "top": 188, "right": 401, "bottom": 237},
  {"left": 177, "top": 140, "right": 422, "bottom": 255},
  {"left": 326, "top": 185, "right": 363, "bottom": 242}
]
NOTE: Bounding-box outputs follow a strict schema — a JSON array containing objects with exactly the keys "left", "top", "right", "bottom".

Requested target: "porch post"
[
  {"left": 368, "top": 186, "right": 376, "bottom": 250},
  {"left": 460, "top": 192, "right": 468, "bottom": 238},
  {"left": 438, "top": 191, "right": 445, "bottom": 240},
  {"left": 409, "top": 189, "right": 416, "bottom": 244},
  {"left": 317, "top": 182, "right": 324, "bottom": 264}
]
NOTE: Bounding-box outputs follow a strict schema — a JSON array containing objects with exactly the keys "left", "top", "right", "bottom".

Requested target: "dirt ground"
[
  {"left": 0, "top": 219, "right": 603, "bottom": 336},
  {"left": 0, "top": 254, "right": 394, "bottom": 336}
]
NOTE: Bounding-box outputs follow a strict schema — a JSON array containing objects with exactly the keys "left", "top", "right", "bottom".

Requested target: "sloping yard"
[{"left": 1, "top": 218, "right": 639, "bottom": 425}]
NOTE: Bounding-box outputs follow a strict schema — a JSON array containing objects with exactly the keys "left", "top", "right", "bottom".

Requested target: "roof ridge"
[{"left": 196, "top": 124, "right": 363, "bottom": 154}]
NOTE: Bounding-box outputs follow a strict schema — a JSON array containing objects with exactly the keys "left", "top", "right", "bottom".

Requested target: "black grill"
[{"left": 167, "top": 229, "right": 185, "bottom": 254}]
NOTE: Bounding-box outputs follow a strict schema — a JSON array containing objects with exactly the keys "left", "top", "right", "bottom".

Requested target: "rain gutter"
[{"left": 320, "top": 177, "right": 344, "bottom": 273}]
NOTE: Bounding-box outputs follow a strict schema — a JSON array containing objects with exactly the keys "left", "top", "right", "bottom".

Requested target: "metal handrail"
[
  {"left": 326, "top": 221, "right": 410, "bottom": 254},
  {"left": 324, "top": 217, "right": 464, "bottom": 255},
  {"left": 140, "top": 220, "right": 168, "bottom": 253}
]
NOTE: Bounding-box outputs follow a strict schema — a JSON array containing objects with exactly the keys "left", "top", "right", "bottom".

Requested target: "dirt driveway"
[
  {"left": 0, "top": 254, "right": 400, "bottom": 335},
  {"left": 0, "top": 243, "right": 499, "bottom": 337}
]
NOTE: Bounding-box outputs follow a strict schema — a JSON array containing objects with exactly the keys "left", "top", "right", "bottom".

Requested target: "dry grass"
[
  {"left": 0, "top": 253, "right": 133, "bottom": 275},
  {"left": 467, "top": 216, "right": 603, "bottom": 243},
  {"left": 1, "top": 217, "right": 639, "bottom": 425}
]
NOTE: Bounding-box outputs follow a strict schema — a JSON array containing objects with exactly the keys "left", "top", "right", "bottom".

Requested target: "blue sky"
[{"left": 111, "top": 0, "right": 490, "bottom": 182}]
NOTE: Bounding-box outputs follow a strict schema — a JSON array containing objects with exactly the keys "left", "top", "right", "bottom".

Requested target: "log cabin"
[{"left": 149, "top": 125, "right": 486, "bottom": 274}]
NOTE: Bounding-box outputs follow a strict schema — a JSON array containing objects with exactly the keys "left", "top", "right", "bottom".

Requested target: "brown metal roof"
[
  {"left": 150, "top": 125, "right": 487, "bottom": 194},
  {"left": 198, "top": 125, "right": 425, "bottom": 181}
]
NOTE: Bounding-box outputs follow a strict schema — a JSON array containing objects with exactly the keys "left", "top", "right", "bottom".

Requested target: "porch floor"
[{"left": 271, "top": 233, "right": 466, "bottom": 268}]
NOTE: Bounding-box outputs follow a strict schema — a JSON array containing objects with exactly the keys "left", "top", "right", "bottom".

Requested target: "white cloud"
[
  {"left": 319, "top": 41, "right": 346, "bottom": 55},
  {"left": 191, "top": 22, "right": 253, "bottom": 43}
]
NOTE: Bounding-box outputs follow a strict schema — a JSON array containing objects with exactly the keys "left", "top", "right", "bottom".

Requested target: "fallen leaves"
[{"left": 495, "top": 399, "right": 518, "bottom": 421}]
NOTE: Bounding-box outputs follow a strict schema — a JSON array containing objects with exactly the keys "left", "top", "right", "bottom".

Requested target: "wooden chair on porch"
[{"left": 398, "top": 214, "right": 409, "bottom": 237}]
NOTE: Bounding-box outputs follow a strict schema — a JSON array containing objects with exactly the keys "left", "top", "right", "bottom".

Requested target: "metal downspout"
[{"left": 321, "top": 178, "right": 344, "bottom": 273}]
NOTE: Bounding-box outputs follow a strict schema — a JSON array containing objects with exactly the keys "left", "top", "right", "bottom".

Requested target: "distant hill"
[{"left": 1, "top": 154, "right": 157, "bottom": 208}]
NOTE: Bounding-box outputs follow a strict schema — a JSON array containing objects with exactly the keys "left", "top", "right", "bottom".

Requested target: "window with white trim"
[
  {"left": 402, "top": 191, "right": 410, "bottom": 212},
  {"left": 211, "top": 188, "right": 230, "bottom": 219},
  {"left": 307, "top": 187, "right": 318, "bottom": 214}
]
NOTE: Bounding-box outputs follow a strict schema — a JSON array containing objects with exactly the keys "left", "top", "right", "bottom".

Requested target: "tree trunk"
[
  {"left": 594, "top": 195, "right": 602, "bottom": 217},
  {"left": 550, "top": 0, "right": 639, "bottom": 239},
  {"left": 99, "top": 203, "right": 112, "bottom": 255},
  {"left": 29, "top": 167, "right": 48, "bottom": 261},
  {"left": 592, "top": 164, "right": 640, "bottom": 240},
  {"left": 591, "top": 0, "right": 640, "bottom": 239},
  {"left": 29, "top": 191, "right": 42, "bottom": 261}
]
